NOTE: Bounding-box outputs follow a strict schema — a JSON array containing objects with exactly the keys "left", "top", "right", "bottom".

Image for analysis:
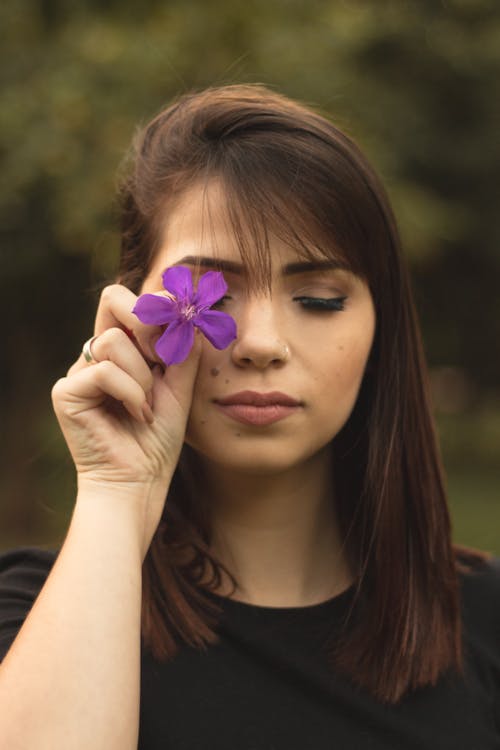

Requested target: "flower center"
[{"left": 181, "top": 303, "right": 197, "bottom": 320}]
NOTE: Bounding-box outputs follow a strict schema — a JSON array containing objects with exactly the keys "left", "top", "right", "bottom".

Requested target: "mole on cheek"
[
  {"left": 225, "top": 379, "right": 230, "bottom": 384},
  {"left": 210, "top": 367, "right": 220, "bottom": 377}
]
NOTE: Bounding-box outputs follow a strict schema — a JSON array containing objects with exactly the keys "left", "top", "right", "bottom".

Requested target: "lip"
[
  {"left": 214, "top": 391, "right": 302, "bottom": 426},
  {"left": 215, "top": 391, "right": 301, "bottom": 407}
]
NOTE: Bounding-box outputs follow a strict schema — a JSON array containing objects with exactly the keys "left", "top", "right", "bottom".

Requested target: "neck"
[{"left": 199, "top": 449, "right": 353, "bottom": 607}]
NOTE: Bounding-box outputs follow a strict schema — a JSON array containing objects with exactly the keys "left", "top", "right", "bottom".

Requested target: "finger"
[
  {"left": 94, "top": 284, "right": 163, "bottom": 364},
  {"left": 154, "top": 330, "right": 204, "bottom": 415},
  {"left": 67, "top": 336, "right": 99, "bottom": 375},
  {"left": 67, "top": 328, "right": 154, "bottom": 401},
  {"left": 54, "top": 360, "right": 151, "bottom": 424}
]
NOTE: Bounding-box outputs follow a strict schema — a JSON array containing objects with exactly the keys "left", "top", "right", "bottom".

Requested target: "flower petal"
[
  {"left": 132, "top": 294, "right": 178, "bottom": 325},
  {"left": 193, "top": 271, "right": 228, "bottom": 309},
  {"left": 193, "top": 310, "right": 237, "bottom": 350},
  {"left": 162, "top": 266, "right": 193, "bottom": 302},
  {"left": 155, "top": 319, "right": 195, "bottom": 365}
]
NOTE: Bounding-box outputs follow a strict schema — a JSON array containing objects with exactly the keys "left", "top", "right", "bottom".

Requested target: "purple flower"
[{"left": 132, "top": 265, "right": 237, "bottom": 365}]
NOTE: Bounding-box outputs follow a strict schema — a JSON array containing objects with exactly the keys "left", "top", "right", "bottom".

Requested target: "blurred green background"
[{"left": 1, "top": 0, "right": 498, "bottom": 554}]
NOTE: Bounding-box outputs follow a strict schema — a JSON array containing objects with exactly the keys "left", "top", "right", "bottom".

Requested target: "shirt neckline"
[{"left": 203, "top": 582, "right": 356, "bottom": 618}]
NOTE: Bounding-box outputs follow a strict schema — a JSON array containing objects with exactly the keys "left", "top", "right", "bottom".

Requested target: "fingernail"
[{"left": 142, "top": 402, "right": 154, "bottom": 424}]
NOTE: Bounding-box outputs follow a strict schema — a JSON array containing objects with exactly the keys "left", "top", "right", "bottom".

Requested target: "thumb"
[{"left": 155, "top": 331, "right": 203, "bottom": 414}]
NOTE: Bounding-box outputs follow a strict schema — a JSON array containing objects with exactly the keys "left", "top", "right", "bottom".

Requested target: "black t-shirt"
[{"left": 1, "top": 546, "right": 499, "bottom": 749}]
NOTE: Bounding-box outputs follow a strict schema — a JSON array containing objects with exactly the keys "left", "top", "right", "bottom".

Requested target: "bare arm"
[
  {"left": 0, "top": 484, "right": 147, "bottom": 750},
  {"left": 0, "top": 284, "right": 201, "bottom": 749}
]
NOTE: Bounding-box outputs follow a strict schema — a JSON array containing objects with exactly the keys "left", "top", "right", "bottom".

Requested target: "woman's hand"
[{"left": 51, "top": 284, "right": 201, "bottom": 547}]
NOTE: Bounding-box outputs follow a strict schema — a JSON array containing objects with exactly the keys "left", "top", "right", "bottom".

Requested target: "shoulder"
[
  {"left": 458, "top": 553, "right": 500, "bottom": 607},
  {"left": 457, "top": 552, "right": 500, "bottom": 657},
  {"left": 0, "top": 546, "right": 59, "bottom": 590},
  {"left": 0, "top": 546, "right": 59, "bottom": 660}
]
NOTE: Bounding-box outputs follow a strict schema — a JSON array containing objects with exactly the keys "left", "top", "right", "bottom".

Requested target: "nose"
[{"left": 231, "top": 295, "right": 290, "bottom": 369}]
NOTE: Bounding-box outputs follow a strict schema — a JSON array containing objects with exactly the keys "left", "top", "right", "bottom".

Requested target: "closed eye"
[
  {"left": 293, "top": 296, "right": 347, "bottom": 311},
  {"left": 211, "top": 295, "right": 231, "bottom": 308}
]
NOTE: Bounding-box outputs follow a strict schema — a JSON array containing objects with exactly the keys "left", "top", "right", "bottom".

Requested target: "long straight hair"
[{"left": 116, "top": 84, "right": 488, "bottom": 704}]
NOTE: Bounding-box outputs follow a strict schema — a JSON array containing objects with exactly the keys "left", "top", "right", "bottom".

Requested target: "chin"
[{"left": 185, "top": 433, "right": 327, "bottom": 476}]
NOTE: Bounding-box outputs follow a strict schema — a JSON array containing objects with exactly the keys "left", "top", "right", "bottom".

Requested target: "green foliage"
[{"left": 1, "top": 0, "right": 498, "bottom": 549}]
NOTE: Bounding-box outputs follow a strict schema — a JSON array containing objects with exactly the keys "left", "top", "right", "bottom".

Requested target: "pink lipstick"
[{"left": 214, "top": 391, "right": 302, "bottom": 426}]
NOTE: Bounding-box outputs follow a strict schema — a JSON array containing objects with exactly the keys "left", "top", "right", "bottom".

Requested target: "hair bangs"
[{"left": 196, "top": 149, "right": 368, "bottom": 294}]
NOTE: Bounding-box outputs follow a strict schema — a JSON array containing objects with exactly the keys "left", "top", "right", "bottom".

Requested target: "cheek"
[
  {"left": 185, "top": 345, "right": 229, "bottom": 434},
  {"left": 194, "top": 342, "right": 232, "bottom": 389},
  {"left": 318, "top": 332, "right": 373, "bottom": 404}
]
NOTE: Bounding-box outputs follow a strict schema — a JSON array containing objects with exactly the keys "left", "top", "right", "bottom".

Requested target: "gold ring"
[{"left": 82, "top": 336, "right": 99, "bottom": 364}]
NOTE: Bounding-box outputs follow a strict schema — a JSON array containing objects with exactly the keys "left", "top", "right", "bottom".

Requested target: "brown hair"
[{"left": 116, "top": 84, "right": 489, "bottom": 704}]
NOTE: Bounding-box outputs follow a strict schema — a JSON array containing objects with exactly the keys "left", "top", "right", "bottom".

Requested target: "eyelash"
[
  {"left": 212, "top": 297, "right": 230, "bottom": 308},
  {"left": 293, "top": 296, "right": 347, "bottom": 312},
  {"left": 213, "top": 296, "right": 347, "bottom": 312}
]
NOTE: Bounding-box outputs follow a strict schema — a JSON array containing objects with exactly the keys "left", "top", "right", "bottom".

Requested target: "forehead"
[
  {"left": 148, "top": 179, "right": 351, "bottom": 286},
  {"left": 163, "top": 183, "right": 245, "bottom": 267},
  {"left": 154, "top": 180, "right": 303, "bottom": 270}
]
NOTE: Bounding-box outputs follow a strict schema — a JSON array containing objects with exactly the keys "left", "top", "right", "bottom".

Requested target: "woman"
[{"left": 0, "top": 84, "right": 498, "bottom": 749}]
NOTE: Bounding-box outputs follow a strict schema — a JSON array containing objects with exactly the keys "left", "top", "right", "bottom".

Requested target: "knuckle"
[
  {"left": 99, "top": 326, "right": 128, "bottom": 346},
  {"left": 96, "top": 359, "right": 115, "bottom": 376},
  {"left": 51, "top": 377, "right": 67, "bottom": 402},
  {"left": 93, "top": 360, "right": 115, "bottom": 385},
  {"left": 99, "top": 283, "right": 122, "bottom": 306}
]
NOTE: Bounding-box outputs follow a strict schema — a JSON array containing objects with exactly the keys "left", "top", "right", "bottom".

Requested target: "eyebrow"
[{"left": 172, "top": 255, "right": 346, "bottom": 276}]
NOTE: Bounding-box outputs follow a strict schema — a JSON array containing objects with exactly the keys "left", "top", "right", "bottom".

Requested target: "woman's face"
[{"left": 141, "top": 181, "right": 376, "bottom": 475}]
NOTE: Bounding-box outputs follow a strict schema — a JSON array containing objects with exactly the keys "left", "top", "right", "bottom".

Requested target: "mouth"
[{"left": 214, "top": 391, "right": 302, "bottom": 426}]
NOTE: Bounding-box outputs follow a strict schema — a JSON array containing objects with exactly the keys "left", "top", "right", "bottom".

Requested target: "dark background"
[{"left": 1, "top": 0, "right": 499, "bottom": 552}]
